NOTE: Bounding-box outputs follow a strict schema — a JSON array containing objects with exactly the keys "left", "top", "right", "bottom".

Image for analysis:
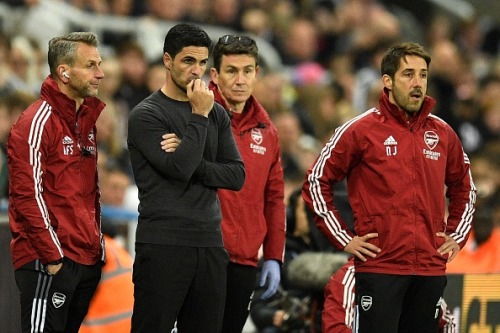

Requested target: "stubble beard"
[
  {"left": 73, "top": 81, "right": 98, "bottom": 98},
  {"left": 171, "top": 74, "right": 188, "bottom": 95},
  {"left": 393, "top": 85, "right": 423, "bottom": 115}
]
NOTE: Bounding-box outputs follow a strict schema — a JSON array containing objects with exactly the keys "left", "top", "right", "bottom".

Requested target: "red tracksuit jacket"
[
  {"left": 8, "top": 75, "right": 105, "bottom": 269},
  {"left": 211, "top": 82, "right": 286, "bottom": 266},
  {"left": 302, "top": 88, "right": 476, "bottom": 276}
]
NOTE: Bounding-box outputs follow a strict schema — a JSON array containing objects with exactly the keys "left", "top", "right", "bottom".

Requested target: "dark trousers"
[
  {"left": 131, "top": 243, "right": 229, "bottom": 333},
  {"left": 221, "top": 262, "right": 258, "bottom": 333},
  {"left": 354, "top": 272, "right": 447, "bottom": 333},
  {"left": 14, "top": 258, "right": 102, "bottom": 333}
]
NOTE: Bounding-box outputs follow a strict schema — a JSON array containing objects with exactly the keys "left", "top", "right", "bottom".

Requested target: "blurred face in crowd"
[
  {"left": 293, "top": 196, "right": 310, "bottom": 238},
  {"left": 147, "top": 0, "right": 185, "bottom": 20},
  {"left": 210, "top": 54, "right": 258, "bottom": 112},
  {"left": 119, "top": 48, "right": 147, "bottom": 86},
  {"left": 483, "top": 101, "right": 500, "bottom": 135},
  {"left": 470, "top": 155, "right": 498, "bottom": 205},
  {"left": 100, "top": 170, "right": 131, "bottom": 206},
  {"left": 0, "top": 104, "right": 10, "bottom": 143},
  {"left": 95, "top": 105, "right": 115, "bottom": 143},
  {"left": 146, "top": 63, "right": 165, "bottom": 93},
  {"left": 384, "top": 55, "right": 428, "bottom": 116},
  {"left": 98, "top": 57, "right": 122, "bottom": 98},
  {"left": 9, "top": 46, "right": 30, "bottom": 81},
  {"left": 273, "top": 112, "right": 302, "bottom": 153},
  {"left": 285, "top": 18, "right": 318, "bottom": 62}
]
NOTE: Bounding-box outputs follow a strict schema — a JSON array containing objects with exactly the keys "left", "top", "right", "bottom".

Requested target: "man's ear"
[
  {"left": 163, "top": 52, "right": 172, "bottom": 70},
  {"left": 58, "top": 66, "right": 69, "bottom": 81},
  {"left": 210, "top": 67, "right": 218, "bottom": 83},
  {"left": 382, "top": 74, "right": 392, "bottom": 90}
]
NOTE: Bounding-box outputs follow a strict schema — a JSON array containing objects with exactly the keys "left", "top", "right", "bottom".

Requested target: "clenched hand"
[{"left": 187, "top": 79, "right": 213, "bottom": 118}]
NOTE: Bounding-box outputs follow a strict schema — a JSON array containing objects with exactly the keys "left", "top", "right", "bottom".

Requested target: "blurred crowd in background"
[
  {"left": 0, "top": 0, "right": 499, "bottom": 332},
  {"left": 0, "top": 0, "right": 499, "bottom": 317}
]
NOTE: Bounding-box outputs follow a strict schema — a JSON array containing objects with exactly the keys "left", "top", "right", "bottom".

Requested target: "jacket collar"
[
  {"left": 39, "top": 75, "right": 105, "bottom": 128},
  {"left": 209, "top": 81, "right": 270, "bottom": 131}
]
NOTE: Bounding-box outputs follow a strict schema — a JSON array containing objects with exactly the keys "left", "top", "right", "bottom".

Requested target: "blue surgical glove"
[{"left": 259, "top": 259, "right": 280, "bottom": 300}]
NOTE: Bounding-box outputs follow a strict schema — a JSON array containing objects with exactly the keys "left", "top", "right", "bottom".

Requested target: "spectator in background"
[
  {"left": 320, "top": 0, "right": 402, "bottom": 103},
  {"left": 467, "top": 152, "right": 499, "bottom": 212},
  {"left": 476, "top": 75, "right": 500, "bottom": 146},
  {"left": 424, "top": 13, "right": 454, "bottom": 47},
  {"left": 96, "top": 148, "right": 139, "bottom": 221},
  {"left": 95, "top": 92, "right": 132, "bottom": 179},
  {"left": 272, "top": 111, "right": 321, "bottom": 203},
  {"left": 452, "top": 74, "right": 500, "bottom": 154},
  {"left": 0, "top": 90, "right": 37, "bottom": 202},
  {"left": 0, "top": 97, "right": 10, "bottom": 202},
  {"left": 325, "top": 52, "right": 356, "bottom": 106},
  {"left": 98, "top": 164, "right": 137, "bottom": 229},
  {"left": 184, "top": 0, "right": 211, "bottom": 24},
  {"left": 68, "top": 0, "right": 137, "bottom": 47},
  {"left": 273, "top": 110, "right": 320, "bottom": 170},
  {"left": 252, "top": 71, "right": 311, "bottom": 132},
  {"left": 96, "top": 56, "right": 130, "bottom": 168},
  {"left": 69, "top": 0, "right": 134, "bottom": 16},
  {"left": 481, "top": 98, "right": 500, "bottom": 143},
  {"left": 352, "top": 40, "right": 396, "bottom": 114},
  {"left": 295, "top": 81, "right": 354, "bottom": 144},
  {"left": 427, "top": 40, "right": 480, "bottom": 147},
  {"left": 0, "top": 32, "right": 15, "bottom": 97},
  {"left": 477, "top": 75, "right": 500, "bottom": 115},
  {"left": 206, "top": 34, "right": 286, "bottom": 333},
  {"left": 145, "top": 58, "right": 165, "bottom": 93},
  {"left": 114, "top": 40, "right": 150, "bottom": 113},
  {"left": 446, "top": 207, "right": 500, "bottom": 274},
  {"left": 99, "top": 165, "right": 131, "bottom": 205},
  {"left": 7, "top": 35, "right": 43, "bottom": 95},
  {"left": 447, "top": 97, "right": 487, "bottom": 155},
  {"left": 262, "top": 0, "right": 296, "bottom": 54},
  {"left": 134, "top": 0, "right": 189, "bottom": 62},
  {"left": 2, "top": 90, "right": 37, "bottom": 125},
  {"left": 250, "top": 188, "right": 347, "bottom": 333},
  {"left": 209, "top": 0, "right": 242, "bottom": 30},
  {"left": 79, "top": 166, "right": 134, "bottom": 333},
  {"left": 329, "top": 0, "right": 401, "bottom": 58},
  {"left": 281, "top": 17, "right": 321, "bottom": 70},
  {"left": 97, "top": 56, "right": 126, "bottom": 129},
  {"left": 455, "top": 15, "right": 493, "bottom": 80},
  {"left": 240, "top": 6, "right": 273, "bottom": 42},
  {"left": 144, "top": 0, "right": 185, "bottom": 21}
]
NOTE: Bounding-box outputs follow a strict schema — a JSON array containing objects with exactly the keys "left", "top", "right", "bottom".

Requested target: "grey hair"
[{"left": 47, "top": 32, "right": 99, "bottom": 77}]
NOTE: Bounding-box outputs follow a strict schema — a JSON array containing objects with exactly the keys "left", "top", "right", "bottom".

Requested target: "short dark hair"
[
  {"left": 212, "top": 35, "right": 259, "bottom": 72},
  {"left": 48, "top": 32, "right": 99, "bottom": 77},
  {"left": 163, "top": 23, "right": 211, "bottom": 59},
  {"left": 381, "top": 42, "right": 431, "bottom": 79}
]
